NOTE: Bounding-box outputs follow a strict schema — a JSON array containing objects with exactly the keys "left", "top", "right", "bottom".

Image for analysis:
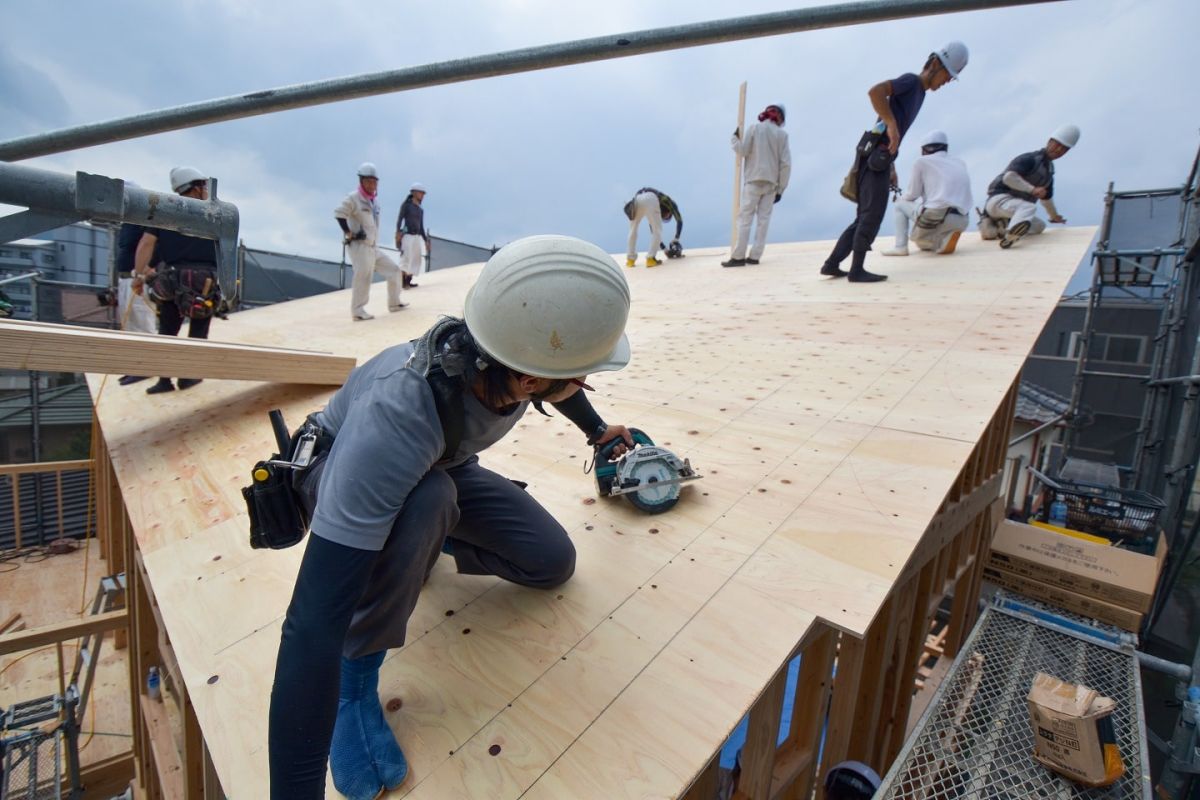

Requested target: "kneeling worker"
[
  {"left": 268, "top": 235, "right": 637, "bottom": 800},
  {"left": 980, "top": 125, "right": 1079, "bottom": 249},
  {"left": 882, "top": 130, "right": 973, "bottom": 256}
]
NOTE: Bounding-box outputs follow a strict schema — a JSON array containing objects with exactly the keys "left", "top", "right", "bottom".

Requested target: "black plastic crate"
[{"left": 1041, "top": 478, "right": 1165, "bottom": 538}]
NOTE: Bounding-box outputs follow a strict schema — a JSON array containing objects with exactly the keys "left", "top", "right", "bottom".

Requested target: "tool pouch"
[
  {"left": 623, "top": 198, "right": 635, "bottom": 220},
  {"left": 243, "top": 462, "right": 309, "bottom": 550},
  {"left": 243, "top": 414, "right": 328, "bottom": 550},
  {"left": 175, "top": 266, "right": 221, "bottom": 320}
]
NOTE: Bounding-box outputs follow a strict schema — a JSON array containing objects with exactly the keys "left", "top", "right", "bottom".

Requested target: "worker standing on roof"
[
  {"left": 820, "top": 42, "right": 969, "bottom": 283},
  {"left": 980, "top": 125, "right": 1080, "bottom": 249},
  {"left": 624, "top": 187, "right": 682, "bottom": 268},
  {"left": 268, "top": 236, "right": 637, "bottom": 800},
  {"left": 115, "top": 181, "right": 159, "bottom": 385},
  {"left": 722, "top": 104, "right": 791, "bottom": 268},
  {"left": 335, "top": 163, "right": 405, "bottom": 321},
  {"left": 881, "top": 130, "right": 973, "bottom": 257},
  {"left": 133, "top": 167, "right": 221, "bottom": 395},
  {"left": 395, "top": 182, "right": 430, "bottom": 289}
]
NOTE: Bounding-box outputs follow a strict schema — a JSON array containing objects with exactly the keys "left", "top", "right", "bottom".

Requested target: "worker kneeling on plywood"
[{"left": 268, "top": 235, "right": 635, "bottom": 800}]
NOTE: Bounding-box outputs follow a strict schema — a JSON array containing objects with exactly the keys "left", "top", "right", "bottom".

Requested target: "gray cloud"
[{"left": 0, "top": 0, "right": 1196, "bottom": 260}]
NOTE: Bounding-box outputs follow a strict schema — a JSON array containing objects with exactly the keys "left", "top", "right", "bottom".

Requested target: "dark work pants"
[
  {"left": 297, "top": 455, "right": 576, "bottom": 660},
  {"left": 157, "top": 302, "right": 211, "bottom": 382},
  {"left": 158, "top": 300, "right": 212, "bottom": 339},
  {"left": 823, "top": 154, "right": 893, "bottom": 275}
]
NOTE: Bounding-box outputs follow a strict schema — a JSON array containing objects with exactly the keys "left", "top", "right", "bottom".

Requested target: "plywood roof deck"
[{"left": 88, "top": 228, "right": 1093, "bottom": 798}]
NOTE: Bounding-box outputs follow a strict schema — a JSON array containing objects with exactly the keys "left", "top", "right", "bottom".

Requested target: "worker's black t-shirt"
[
  {"left": 115, "top": 224, "right": 145, "bottom": 274},
  {"left": 153, "top": 229, "right": 217, "bottom": 266}
]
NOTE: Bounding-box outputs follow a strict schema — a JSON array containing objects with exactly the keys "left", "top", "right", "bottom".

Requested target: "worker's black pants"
[
  {"left": 296, "top": 454, "right": 575, "bottom": 660},
  {"left": 157, "top": 301, "right": 212, "bottom": 339},
  {"left": 154, "top": 302, "right": 210, "bottom": 383},
  {"left": 823, "top": 148, "right": 893, "bottom": 275}
]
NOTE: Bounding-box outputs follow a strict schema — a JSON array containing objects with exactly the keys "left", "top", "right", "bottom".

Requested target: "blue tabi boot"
[{"left": 330, "top": 651, "right": 409, "bottom": 799}]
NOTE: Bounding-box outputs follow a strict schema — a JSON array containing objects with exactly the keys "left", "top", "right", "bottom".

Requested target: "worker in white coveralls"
[
  {"left": 722, "top": 104, "right": 791, "bottom": 268},
  {"left": 334, "top": 163, "right": 405, "bottom": 321},
  {"left": 394, "top": 182, "right": 430, "bottom": 289},
  {"left": 268, "top": 235, "right": 637, "bottom": 800},
  {"left": 980, "top": 125, "right": 1080, "bottom": 249},
  {"left": 882, "top": 130, "right": 973, "bottom": 256},
  {"left": 623, "top": 187, "right": 683, "bottom": 268}
]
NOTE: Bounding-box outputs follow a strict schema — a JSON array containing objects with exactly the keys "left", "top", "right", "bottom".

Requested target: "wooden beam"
[
  {"left": 734, "top": 659, "right": 791, "bottom": 799},
  {"left": 0, "top": 459, "right": 93, "bottom": 476},
  {"left": 772, "top": 626, "right": 837, "bottom": 800},
  {"left": 0, "top": 318, "right": 355, "bottom": 385},
  {"left": 142, "top": 698, "right": 186, "bottom": 800},
  {"left": 0, "top": 609, "right": 127, "bottom": 657},
  {"left": 80, "top": 751, "right": 137, "bottom": 798},
  {"left": 682, "top": 754, "right": 721, "bottom": 800}
]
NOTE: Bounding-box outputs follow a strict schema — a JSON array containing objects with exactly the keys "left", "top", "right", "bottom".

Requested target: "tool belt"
[
  {"left": 841, "top": 130, "right": 892, "bottom": 203},
  {"left": 148, "top": 262, "right": 222, "bottom": 319},
  {"left": 243, "top": 413, "right": 333, "bottom": 550}
]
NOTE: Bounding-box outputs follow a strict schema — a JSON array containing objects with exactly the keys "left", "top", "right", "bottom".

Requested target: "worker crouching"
[{"left": 268, "top": 235, "right": 636, "bottom": 800}]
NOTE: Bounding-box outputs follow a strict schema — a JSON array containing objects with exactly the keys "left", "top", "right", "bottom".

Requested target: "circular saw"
[{"left": 593, "top": 428, "right": 701, "bottom": 514}]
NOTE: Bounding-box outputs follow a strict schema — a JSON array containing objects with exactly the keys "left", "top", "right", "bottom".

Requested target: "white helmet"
[
  {"left": 411, "top": 182, "right": 428, "bottom": 193},
  {"left": 357, "top": 162, "right": 378, "bottom": 178},
  {"left": 921, "top": 130, "right": 949, "bottom": 148},
  {"left": 464, "top": 235, "right": 631, "bottom": 378},
  {"left": 1050, "top": 124, "right": 1080, "bottom": 149},
  {"left": 169, "top": 166, "right": 206, "bottom": 193},
  {"left": 934, "top": 41, "right": 969, "bottom": 79}
]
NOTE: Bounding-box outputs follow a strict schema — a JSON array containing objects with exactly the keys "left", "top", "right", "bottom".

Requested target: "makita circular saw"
[{"left": 593, "top": 428, "right": 701, "bottom": 513}]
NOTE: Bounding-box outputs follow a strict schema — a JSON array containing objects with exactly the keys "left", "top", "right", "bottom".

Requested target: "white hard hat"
[
  {"left": 934, "top": 41, "right": 969, "bottom": 79},
  {"left": 411, "top": 182, "right": 428, "bottom": 193},
  {"left": 169, "top": 166, "right": 206, "bottom": 193},
  {"left": 921, "top": 130, "right": 949, "bottom": 148},
  {"left": 357, "top": 162, "right": 378, "bottom": 178},
  {"left": 464, "top": 235, "right": 631, "bottom": 378},
  {"left": 1050, "top": 124, "right": 1080, "bottom": 149}
]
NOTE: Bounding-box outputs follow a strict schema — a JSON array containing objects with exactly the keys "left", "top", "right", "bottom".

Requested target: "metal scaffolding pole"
[
  {"left": 0, "top": 0, "right": 1057, "bottom": 161},
  {"left": 0, "top": 163, "right": 240, "bottom": 299}
]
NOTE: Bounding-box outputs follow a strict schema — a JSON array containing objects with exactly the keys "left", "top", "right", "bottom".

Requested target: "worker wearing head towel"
[
  {"left": 335, "top": 162, "right": 405, "bottom": 321},
  {"left": 882, "top": 130, "right": 973, "bottom": 256},
  {"left": 980, "top": 125, "right": 1079, "bottom": 249},
  {"left": 722, "top": 104, "right": 790, "bottom": 268},
  {"left": 268, "top": 236, "right": 637, "bottom": 800},
  {"left": 395, "top": 182, "right": 430, "bottom": 288}
]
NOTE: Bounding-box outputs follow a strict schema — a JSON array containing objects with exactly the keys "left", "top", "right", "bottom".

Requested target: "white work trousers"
[
  {"left": 984, "top": 195, "right": 1046, "bottom": 238},
  {"left": 399, "top": 234, "right": 426, "bottom": 277},
  {"left": 893, "top": 200, "right": 969, "bottom": 251},
  {"left": 117, "top": 277, "right": 157, "bottom": 334},
  {"left": 627, "top": 192, "right": 663, "bottom": 261},
  {"left": 348, "top": 243, "right": 402, "bottom": 318},
  {"left": 732, "top": 181, "right": 776, "bottom": 260}
]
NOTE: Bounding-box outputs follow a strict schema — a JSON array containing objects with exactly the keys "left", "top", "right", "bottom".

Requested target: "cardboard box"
[
  {"left": 988, "top": 519, "right": 1164, "bottom": 613},
  {"left": 1028, "top": 672, "right": 1124, "bottom": 787},
  {"left": 982, "top": 567, "right": 1144, "bottom": 631}
]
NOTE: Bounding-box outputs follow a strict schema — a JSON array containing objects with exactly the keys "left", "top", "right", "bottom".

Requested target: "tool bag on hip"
[
  {"left": 841, "top": 130, "right": 892, "bottom": 203},
  {"left": 174, "top": 266, "right": 221, "bottom": 319},
  {"left": 623, "top": 198, "right": 636, "bottom": 220},
  {"left": 147, "top": 264, "right": 221, "bottom": 319},
  {"left": 243, "top": 414, "right": 329, "bottom": 550},
  {"left": 243, "top": 369, "right": 465, "bottom": 551}
]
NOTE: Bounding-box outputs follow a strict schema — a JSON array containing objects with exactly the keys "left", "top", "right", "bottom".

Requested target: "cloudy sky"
[{"left": 1, "top": 0, "right": 1196, "bottom": 262}]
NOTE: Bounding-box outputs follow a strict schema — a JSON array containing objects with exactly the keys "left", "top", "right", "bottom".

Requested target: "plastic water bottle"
[
  {"left": 147, "top": 666, "right": 161, "bottom": 701},
  {"left": 1048, "top": 494, "right": 1069, "bottom": 528}
]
